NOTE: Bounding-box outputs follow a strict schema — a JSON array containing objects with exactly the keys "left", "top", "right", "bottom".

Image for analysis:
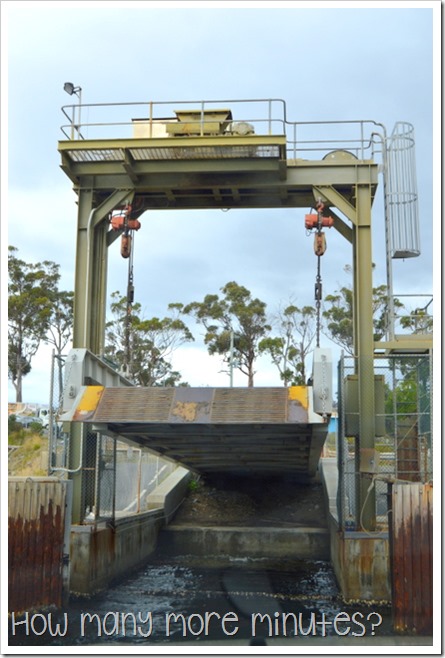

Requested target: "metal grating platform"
[{"left": 66, "top": 386, "right": 329, "bottom": 479}]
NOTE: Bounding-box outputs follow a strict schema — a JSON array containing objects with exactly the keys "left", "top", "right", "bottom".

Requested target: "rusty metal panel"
[
  {"left": 390, "top": 482, "right": 433, "bottom": 634},
  {"left": 93, "top": 387, "right": 299, "bottom": 424},
  {"left": 94, "top": 387, "right": 175, "bottom": 422},
  {"left": 211, "top": 388, "right": 287, "bottom": 423},
  {"left": 170, "top": 388, "right": 214, "bottom": 423},
  {"left": 8, "top": 478, "right": 71, "bottom": 613},
  {"left": 74, "top": 385, "right": 312, "bottom": 425}
]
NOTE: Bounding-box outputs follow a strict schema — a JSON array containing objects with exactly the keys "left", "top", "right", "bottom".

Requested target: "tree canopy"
[
  {"left": 9, "top": 249, "right": 432, "bottom": 401},
  {"left": 322, "top": 265, "right": 403, "bottom": 355},
  {"left": 183, "top": 281, "right": 271, "bottom": 387},
  {"left": 259, "top": 303, "right": 316, "bottom": 385},
  {"left": 8, "top": 246, "right": 61, "bottom": 402},
  {"left": 46, "top": 289, "right": 74, "bottom": 399},
  {"left": 104, "top": 292, "right": 194, "bottom": 386}
]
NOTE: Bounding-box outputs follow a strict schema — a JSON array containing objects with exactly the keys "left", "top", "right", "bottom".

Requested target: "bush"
[
  {"left": 8, "top": 415, "right": 23, "bottom": 436},
  {"left": 29, "top": 421, "right": 44, "bottom": 435},
  {"left": 188, "top": 477, "right": 201, "bottom": 493}
]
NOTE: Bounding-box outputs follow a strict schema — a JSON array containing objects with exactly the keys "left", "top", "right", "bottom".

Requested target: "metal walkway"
[{"left": 64, "top": 384, "right": 329, "bottom": 479}]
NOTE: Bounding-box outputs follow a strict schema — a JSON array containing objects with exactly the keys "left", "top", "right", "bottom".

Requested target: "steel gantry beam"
[{"left": 59, "top": 128, "right": 379, "bottom": 527}]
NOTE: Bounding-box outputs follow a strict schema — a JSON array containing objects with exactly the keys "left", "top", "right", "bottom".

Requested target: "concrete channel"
[
  {"left": 68, "top": 457, "right": 381, "bottom": 599},
  {"left": 69, "top": 463, "right": 332, "bottom": 594}
]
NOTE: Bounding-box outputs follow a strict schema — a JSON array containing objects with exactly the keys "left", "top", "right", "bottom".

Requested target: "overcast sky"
[{"left": 2, "top": 1, "right": 439, "bottom": 405}]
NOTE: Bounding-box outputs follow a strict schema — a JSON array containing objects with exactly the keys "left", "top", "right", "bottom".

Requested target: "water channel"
[{"left": 10, "top": 549, "right": 395, "bottom": 649}]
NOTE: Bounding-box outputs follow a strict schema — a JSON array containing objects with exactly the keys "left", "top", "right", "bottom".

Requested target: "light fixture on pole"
[{"left": 63, "top": 82, "right": 82, "bottom": 138}]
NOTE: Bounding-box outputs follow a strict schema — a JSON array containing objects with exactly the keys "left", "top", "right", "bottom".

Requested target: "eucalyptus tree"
[
  {"left": 45, "top": 290, "right": 74, "bottom": 398},
  {"left": 104, "top": 292, "right": 193, "bottom": 386},
  {"left": 259, "top": 303, "right": 317, "bottom": 385},
  {"left": 183, "top": 281, "right": 270, "bottom": 387},
  {"left": 322, "top": 265, "right": 402, "bottom": 355},
  {"left": 8, "top": 246, "right": 60, "bottom": 402}
]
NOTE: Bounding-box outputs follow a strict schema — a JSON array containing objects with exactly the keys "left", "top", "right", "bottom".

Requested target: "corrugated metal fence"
[
  {"left": 390, "top": 482, "right": 433, "bottom": 635},
  {"left": 9, "top": 478, "right": 72, "bottom": 613}
]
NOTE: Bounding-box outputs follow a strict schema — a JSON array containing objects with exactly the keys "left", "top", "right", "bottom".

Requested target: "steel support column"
[
  {"left": 313, "top": 182, "right": 376, "bottom": 530},
  {"left": 70, "top": 186, "right": 133, "bottom": 523},
  {"left": 73, "top": 185, "right": 94, "bottom": 348},
  {"left": 354, "top": 183, "right": 376, "bottom": 531},
  {"left": 73, "top": 187, "right": 134, "bottom": 351},
  {"left": 71, "top": 187, "right": 94, "bottom": 523}
]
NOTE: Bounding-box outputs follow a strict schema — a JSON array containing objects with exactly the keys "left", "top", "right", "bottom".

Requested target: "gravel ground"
[{"left": 173, "top": 474, "right": 328, "bottom": 528}]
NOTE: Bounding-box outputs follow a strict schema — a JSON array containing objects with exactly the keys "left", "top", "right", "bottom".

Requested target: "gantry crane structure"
[{"left": 58, "top": 98, "right": 431, "bottom": 527}]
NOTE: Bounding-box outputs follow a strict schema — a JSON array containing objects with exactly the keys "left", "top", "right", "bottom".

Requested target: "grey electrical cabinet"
[{"left": 344, "top": 374, "right": 386, "bottom": 436}]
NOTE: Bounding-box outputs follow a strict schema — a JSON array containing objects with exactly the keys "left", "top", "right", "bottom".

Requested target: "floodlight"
[{"left": 64, "top": 82, "right": 81, "bottom": 97}]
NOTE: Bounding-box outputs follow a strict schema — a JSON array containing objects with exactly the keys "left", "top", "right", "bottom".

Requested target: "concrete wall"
[
  {"left": 70, "top": 510, "right": 164, "bottom": 595},
  {"left": 146, "top": 467, "right": 191, "bottom": 522},
  {"left": 160, "top": 525, "right": 330, "bottom": 561},
  {"left": 70, "top": 467, "right": 191, "bottom": 595}
]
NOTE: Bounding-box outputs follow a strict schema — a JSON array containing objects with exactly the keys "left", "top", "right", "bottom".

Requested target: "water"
[{"left": 9, "top": 553, "right": 392, "bottom": 648}]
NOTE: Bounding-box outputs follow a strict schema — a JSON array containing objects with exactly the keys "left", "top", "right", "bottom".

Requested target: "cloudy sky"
[{"left": 3, "top": 1, "right": 439, "bottom": 405}]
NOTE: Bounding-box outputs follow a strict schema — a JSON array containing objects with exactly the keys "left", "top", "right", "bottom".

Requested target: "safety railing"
[
  {"left": 391, "top": 293, "right": 433, "bottom": 335},
  {"left": 60, "top": 97, "right": 386, "bottom": 162}
]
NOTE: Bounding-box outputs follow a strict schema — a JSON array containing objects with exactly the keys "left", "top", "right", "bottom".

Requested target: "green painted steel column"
[
  {"left": 73, "top": 185, "right": 94, "bottom": 348},
  {"left": 71, "top": 186, "right": 94, "bottom": 523},
  {"left": 89, "top": 219, "right": 109, "bottom": 355},
  {"left": 70, "top": 188, "right": 134, "bottom": 522},
  {"left": 354, "top": 182, "right": 376, "bottom": 531},
  {"left": 312, "top": 179, "right": 377, "bottom": 530}
]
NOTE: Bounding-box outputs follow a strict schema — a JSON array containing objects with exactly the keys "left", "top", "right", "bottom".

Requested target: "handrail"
[
  {"left": 390, "top": 293, "right": 433, "bottom": 335},
  {"left": 60, "top": 97, "right": 386, "bottom": 162}
]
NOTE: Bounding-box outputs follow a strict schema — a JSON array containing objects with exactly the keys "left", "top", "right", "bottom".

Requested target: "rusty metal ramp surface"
[{"left": 68, "top": 386, "right": 329, "bottom": 478}]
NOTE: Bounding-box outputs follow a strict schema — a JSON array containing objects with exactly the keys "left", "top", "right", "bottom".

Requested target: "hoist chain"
[
  {"left": 124, "top": 219, "right": 135, "bottom": 377},
  {"left": 314, "top": 200, "right": 325, "bottom": 349},
  {"left": 315, "top": 254, "right": 322, "bottom": 348}
]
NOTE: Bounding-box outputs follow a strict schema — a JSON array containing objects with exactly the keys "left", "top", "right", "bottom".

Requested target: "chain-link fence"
[
  {"left": 82, "top": 432, "right": 176, "bottom": 523},
  {"left": 48, "top": 351, "right": 177, "bottom": 524},
  {"left": 337, "top": 353, "right": 432, "bottom": 532},
  {"left": 48, "top": 351, "right": 70, "bottom": 471}
]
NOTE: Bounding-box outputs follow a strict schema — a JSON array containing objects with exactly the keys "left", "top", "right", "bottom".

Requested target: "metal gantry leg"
[
  {"left": 70, "top": 187, "right": 134, "bottom": 523},
  {"left": 312, "top": 181, "right": 377, "bottom": 530}
]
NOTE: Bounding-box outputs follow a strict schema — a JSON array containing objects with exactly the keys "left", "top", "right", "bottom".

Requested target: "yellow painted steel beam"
[
  {"left": 72, "top": 386, "right": 104, "bottom": 421},
  {"left": 288, "top": 386, "right": 308, "bottom": 409},
  {"left": 63, "top": 157, "right": 377, "bottom": 188},
  {"left": 374, "top": 335, "right": 433, "bottom": 353},
  {"left": 62, "top": 165, "right": 377, "bottom": 215},
  {"left": 58, "top": 134, "right": 287, "bottom": 152},
  {"left": 328, "top": 209, "right": 353, "bottom": 244},
  {"left": 66, "top": 158, "right": 285, "bottom": 178}
]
